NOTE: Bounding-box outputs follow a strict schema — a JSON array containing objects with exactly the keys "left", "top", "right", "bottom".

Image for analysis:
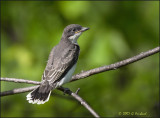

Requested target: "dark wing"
[
  {"left": 42, "top": 45, "right": 79, "bottom": 84},
  {"left": 42, "top": 47, "right": 56, "bottom": 80}
]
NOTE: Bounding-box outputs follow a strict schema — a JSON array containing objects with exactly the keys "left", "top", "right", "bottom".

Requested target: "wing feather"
[{"left": 42, "top": 44, "right": 79, "bottom": 85}]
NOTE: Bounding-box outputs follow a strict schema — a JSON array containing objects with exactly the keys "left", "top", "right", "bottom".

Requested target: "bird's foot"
[
  {"left": 63, "top": 88, "right": 70, "bottom": 95},
  {"left": 58, "top": 86, "right": 71, "bottom": 95}
]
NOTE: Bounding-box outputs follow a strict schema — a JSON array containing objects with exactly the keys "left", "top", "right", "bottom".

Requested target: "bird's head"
[{"left": 62, "top": 24, "right": 89, "bottom": 43}]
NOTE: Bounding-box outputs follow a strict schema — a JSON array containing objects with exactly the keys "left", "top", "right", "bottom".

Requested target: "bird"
[{"left": 26, "top": 24, "right": 89, "bottom": 104}]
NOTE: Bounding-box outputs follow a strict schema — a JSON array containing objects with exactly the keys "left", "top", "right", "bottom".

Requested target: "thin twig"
[
  {"left": 58, "top": 87, "right": 100, "bottom": 117},
  {"left": 0, "top": 86, "right": 39, "bottom": 96},
  {"left": 75, "top": 88, "right": 80, "bottom": 94},
  {"left": 0, "top": 78, "right": 40, "bottom": 85},
  {"left": 0, "top": 78, "right": 41, "bottom": 85},
  {"left": 71, "top": 46, "right": 160, "bottom": 81}
]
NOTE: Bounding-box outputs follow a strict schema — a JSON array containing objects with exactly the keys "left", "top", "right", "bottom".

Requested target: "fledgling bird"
[{"left": 26, "top": 24, "right": 89, "bottom": 104}]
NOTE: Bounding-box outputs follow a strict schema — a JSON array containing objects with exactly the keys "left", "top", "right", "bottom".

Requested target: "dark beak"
[{"left": 81, "top": 27, "right": 89, "bottom": 32}]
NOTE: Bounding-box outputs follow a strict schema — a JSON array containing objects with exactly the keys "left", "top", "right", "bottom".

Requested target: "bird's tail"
[{"left": 26, "top": 80, "right": 53, "bottom": 104}]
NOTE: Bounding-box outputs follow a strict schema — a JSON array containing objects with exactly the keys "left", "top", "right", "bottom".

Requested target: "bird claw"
[{"left": 64, "top": 88, "right": 70, "bottom": 94}]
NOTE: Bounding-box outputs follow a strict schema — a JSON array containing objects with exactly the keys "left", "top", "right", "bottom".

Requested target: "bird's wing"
[{"left": 42, "top": 45, "right": 79, "bottom": 84}]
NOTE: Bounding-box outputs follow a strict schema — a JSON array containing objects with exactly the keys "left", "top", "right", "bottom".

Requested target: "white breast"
[{"left": 56, "top": 64, "right": 76, "bottom": 87}]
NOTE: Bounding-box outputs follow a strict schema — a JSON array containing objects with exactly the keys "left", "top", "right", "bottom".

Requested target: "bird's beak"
[
  {"left": 75, "top": 27, "right": 89, "bottom": 34},
  {"left": 81, "top": 27, "right": 89, "bottom": 32}
]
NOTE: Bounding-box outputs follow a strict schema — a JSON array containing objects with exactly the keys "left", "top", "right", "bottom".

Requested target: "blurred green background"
[{"left": 1, "top": 1, "right": 159, "bottom": 117}]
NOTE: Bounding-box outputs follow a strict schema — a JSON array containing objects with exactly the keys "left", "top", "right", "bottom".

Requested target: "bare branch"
[
  {"left": 0, "top": 78, "right": 41, "bottom": 85},
  {"left": 71, "top": 46, "right": 160, "bottom": 82},
  {"left": 0, "top": 85, "right": 100, "bottom": 117},
  {"left": 0, "top": 86, "right": 39, "bottom": 96},
  {"left": 58, "top": 87, "right": 100, "bottom": 117}
]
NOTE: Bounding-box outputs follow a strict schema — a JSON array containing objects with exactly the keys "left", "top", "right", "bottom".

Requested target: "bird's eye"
[{"left": 72, "top": 29, "right": 76, "bottom": 32}]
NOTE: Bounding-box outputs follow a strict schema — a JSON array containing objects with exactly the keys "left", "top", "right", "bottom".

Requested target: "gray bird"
[{"left": 26, "top": 24, "right": 89, "bottom": 104}]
